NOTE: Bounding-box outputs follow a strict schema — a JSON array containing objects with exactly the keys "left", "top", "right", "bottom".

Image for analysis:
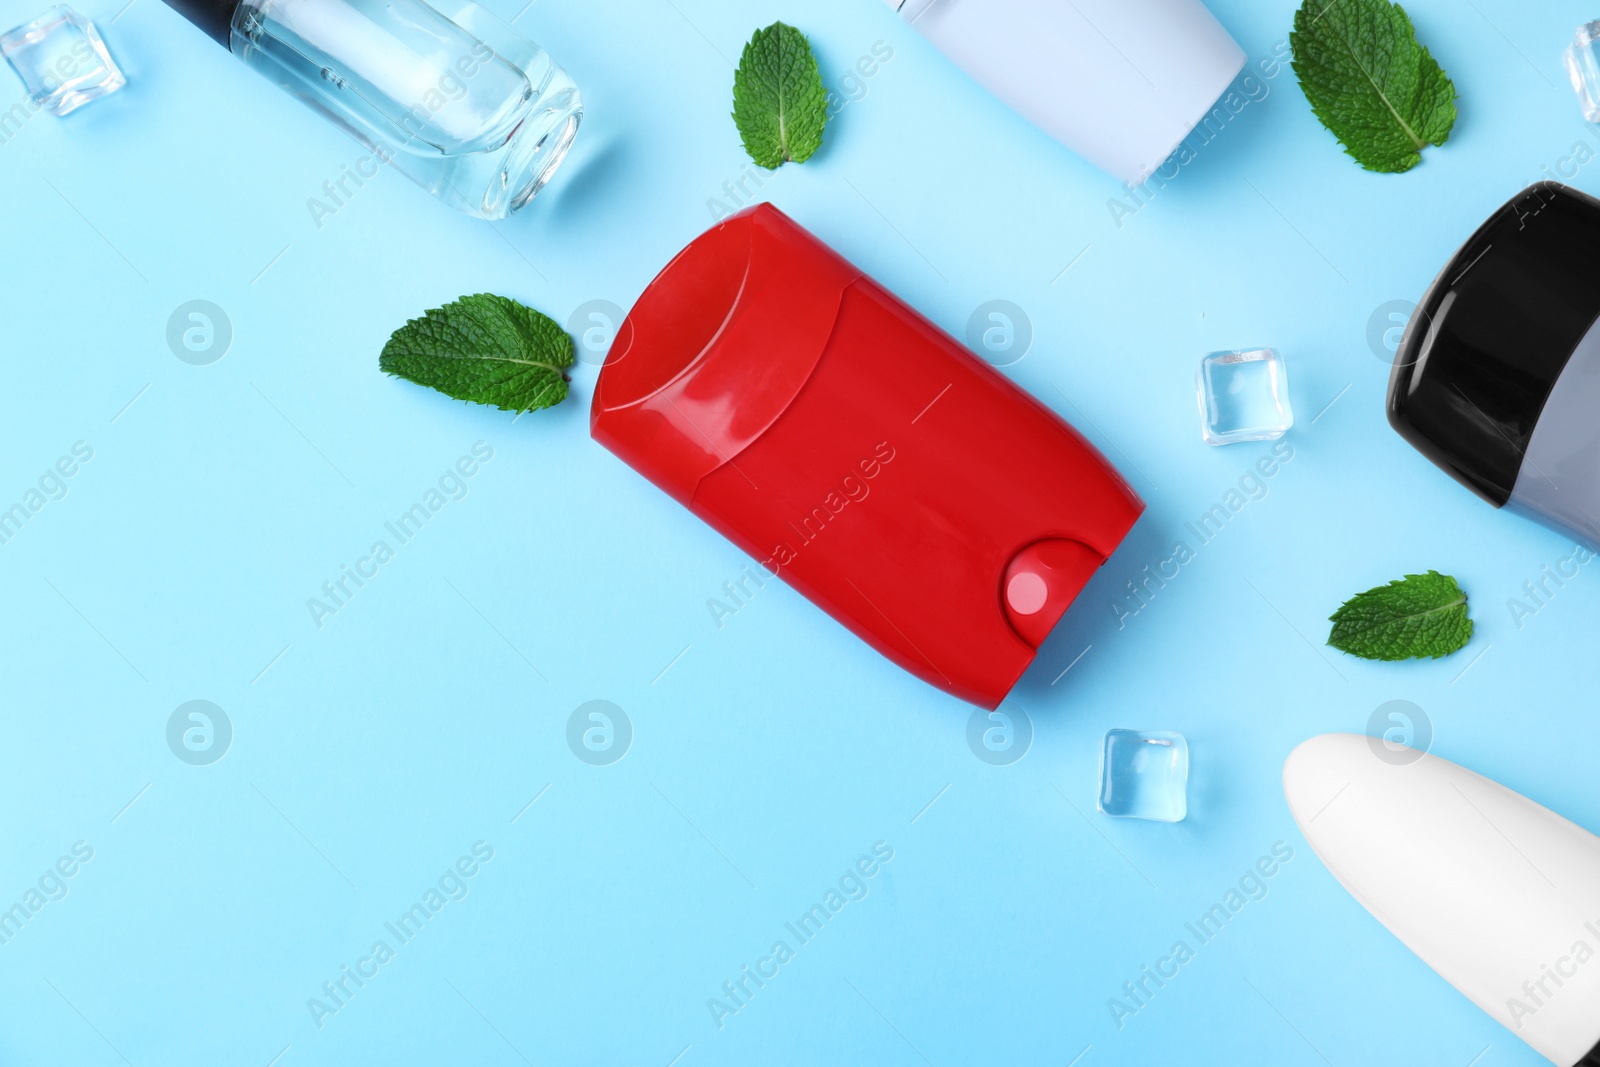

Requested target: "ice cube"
[
  {"left": 1196, "top": 347, "right": 1292, "bottom": 446},
  {"left": 1, "top": 5, "right": 125, "bottom": 118},
  {"left": 1098, "top": 729, "right": 1188, "bottom": 822},
  {"left": 1565, "top": 21, "right": 1600, "bottom": 124}
]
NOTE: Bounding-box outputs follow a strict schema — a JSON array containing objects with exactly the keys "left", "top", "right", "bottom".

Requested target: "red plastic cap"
[{"left": 591, "top": 204, "right": 858, "bottom": 504}]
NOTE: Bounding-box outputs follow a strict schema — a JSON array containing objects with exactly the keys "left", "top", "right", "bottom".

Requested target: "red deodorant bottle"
[{"left": 591, "top": 204, "right": 1142, "bottom": 708}]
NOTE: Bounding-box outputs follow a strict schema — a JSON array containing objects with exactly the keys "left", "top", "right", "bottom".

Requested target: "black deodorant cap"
[
  {"left": 160, "top": 0, "right": 239, "bottom": 47},
  {"left": 1388, "top": 182, "right": 1600, "bottom": 507}
]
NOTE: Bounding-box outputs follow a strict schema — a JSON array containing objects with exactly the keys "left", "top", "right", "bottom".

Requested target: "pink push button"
[{"left": 1002, "top": 539, "right": 1103, "bottom": 648}]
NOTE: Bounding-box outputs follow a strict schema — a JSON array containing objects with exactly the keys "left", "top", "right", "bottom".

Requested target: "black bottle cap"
[
  {"left": 1388, "top": 182, "right": 1600, "bottom": 507},
  {"left": 160, "top": 0, "right": 239, "bottom": 47}
]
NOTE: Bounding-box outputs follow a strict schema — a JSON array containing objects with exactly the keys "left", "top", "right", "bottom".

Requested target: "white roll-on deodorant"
[
  {"left": 884, "top": 0, "right": 1246, "bottom": 183},
  {"left": 1285, "top": 734, "right": 1600, "bottom": 1066}
]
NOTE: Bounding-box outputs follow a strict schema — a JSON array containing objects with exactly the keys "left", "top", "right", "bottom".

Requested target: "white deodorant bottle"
[
  {"left": 1284, "top": 734, "right": 1600, "bottom": 1066},
  {"left": 884, "top": 0, "right": 1246, "bottom": 183}
]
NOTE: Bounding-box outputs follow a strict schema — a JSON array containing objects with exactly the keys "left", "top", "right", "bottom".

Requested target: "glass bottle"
[{"left": 163, "top": 0, "right": 581, "bottom": 219}]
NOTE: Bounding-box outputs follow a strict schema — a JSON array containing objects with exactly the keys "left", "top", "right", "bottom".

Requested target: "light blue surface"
[{"left": 0, "top": 0, "right": 1596, "bottom": 1063}]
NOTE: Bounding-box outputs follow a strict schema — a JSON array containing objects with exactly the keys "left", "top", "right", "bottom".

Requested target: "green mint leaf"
[
  {"left": 1327, "top": 570, "right": 1472, "bottom": 661},
  {"left": 732, "top": 21, "right": 828, "bottom": 169},
  {"left": 1290, "top": 0, "right": 1457, "bottom": 173},
  {"left": 379, "top": 293, "right": 574, "bottom": 415}
]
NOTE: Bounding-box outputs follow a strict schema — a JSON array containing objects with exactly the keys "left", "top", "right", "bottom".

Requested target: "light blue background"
[{"left": 0, "top": 0, "right": 1595, "bottom": 1063}]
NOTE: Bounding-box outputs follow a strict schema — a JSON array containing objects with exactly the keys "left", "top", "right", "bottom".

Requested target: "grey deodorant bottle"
[{"left": 1390, "top": 182, "right": 1600, "bottom": 546}]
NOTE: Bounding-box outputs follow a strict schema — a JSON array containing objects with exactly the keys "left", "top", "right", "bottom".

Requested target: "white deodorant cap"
[
  {"left": 1284, "top": 734, "right": 1600, "bottom": 1067},
  {"left": 886, "top": 0, "right": 1246, "bottom": 184}
]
